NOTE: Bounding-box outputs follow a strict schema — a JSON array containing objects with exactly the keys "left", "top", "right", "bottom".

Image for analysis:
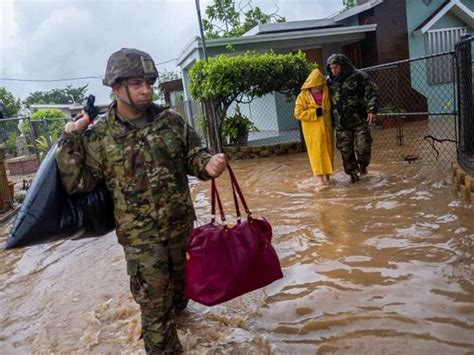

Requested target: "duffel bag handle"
[
  {"left": 211, "top": 164, "right": 252, "bottom": 224},
  {"left": 211, "top": 178, "right": 225, "bottom": 223},
  {"left": 227, "top": 165, "right": 251, "bottom": 219}
]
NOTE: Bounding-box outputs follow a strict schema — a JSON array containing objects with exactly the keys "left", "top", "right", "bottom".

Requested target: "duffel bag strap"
[
  {"left": 227, "top": 164, "right": 252, "bottom": 218},
  {"left": 211, "top": 178, "right": 225, "bottom": 222}
]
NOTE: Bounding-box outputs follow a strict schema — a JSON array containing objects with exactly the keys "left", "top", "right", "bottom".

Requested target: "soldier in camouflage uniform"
[
  {"left": 326, "top": 54, "right": 379, "bottom": 183},
  {"left": 56, "top": 48, "right": 227, "bottom": 353}
]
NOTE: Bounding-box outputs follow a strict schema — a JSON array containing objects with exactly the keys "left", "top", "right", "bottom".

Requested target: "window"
[{"left": 425, "top": 27, "right": 467, "bottom": 84}]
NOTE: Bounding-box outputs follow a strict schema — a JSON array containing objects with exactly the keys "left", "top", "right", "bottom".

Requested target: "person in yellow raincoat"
[{"left": 294, "top": 68, "right": 334, "bottom": 189}]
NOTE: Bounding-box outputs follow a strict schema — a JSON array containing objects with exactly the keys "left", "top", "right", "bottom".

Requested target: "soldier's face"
[
  {"left": 330, "top": 64, "right": 342, "bottom": 77},
  {"left": 113, "top": 77, "right": 153, "bottom": 109}
]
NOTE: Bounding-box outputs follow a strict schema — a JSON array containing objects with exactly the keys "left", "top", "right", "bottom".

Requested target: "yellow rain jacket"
[{"left": 294, "top": 69, "right": 334, "bottom": 176}]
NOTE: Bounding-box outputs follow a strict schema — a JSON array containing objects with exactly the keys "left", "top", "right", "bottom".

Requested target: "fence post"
[
  {"left": 27, "top": 117, "right": 39, "bottom": 158},
  {"left": 455, "top": 35, "right": 473, "bottom": 157},
  {"left": 0, "top": 148, "right": 13, "bottom": 212},
  {"left": 42, "top": 118, "right": 52, "bottom": 149}
]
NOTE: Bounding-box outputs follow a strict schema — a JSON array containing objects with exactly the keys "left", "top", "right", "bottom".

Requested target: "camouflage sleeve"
[
  {"left": 363, "top": 74, "right": 379, "bottom": 114},
  {"left": 55, "top": 131, "right": 104, "bottom": 194},
  {"left": 167, "top": 109, "right": 211, "bottom": 180}
]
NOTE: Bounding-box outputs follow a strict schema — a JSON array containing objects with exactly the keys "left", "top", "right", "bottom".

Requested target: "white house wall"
[{"left": 177, "top": 26, "right": 375, "bottom": 136}]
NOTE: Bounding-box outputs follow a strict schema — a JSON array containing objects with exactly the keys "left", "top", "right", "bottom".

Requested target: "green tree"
[
  {"left": 0, "top": 87, "right": 21, "bottom": 117},
  {"left": 23, "top": 84, "right": 89, "bottom": 107},
  {"left": 30, "top": 108, "right": 67, "bottom": 121},
  {"left": 23, "top": 109, "right": 68, "bottom": 148},
  {"left": 189, "top": 51, "right": 314, "bottom": 151},
  {"left": 202, "top": 0, "right": 286, "bottom": 39},
  {"left": 343, "top": 0, "right": 357, "bottom": 9}
]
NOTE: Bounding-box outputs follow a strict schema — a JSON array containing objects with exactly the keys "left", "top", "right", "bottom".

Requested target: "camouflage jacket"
[
  {"left": 326, "top": 54, "right": 379, "bottom": 131},
  {"left": 56, "top": 103, "right": 212, "bottom": 246}
]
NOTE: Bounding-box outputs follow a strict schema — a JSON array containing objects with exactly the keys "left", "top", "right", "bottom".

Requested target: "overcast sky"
[{"left": 0, "top": 0, "right": 344, "bottom": 105}]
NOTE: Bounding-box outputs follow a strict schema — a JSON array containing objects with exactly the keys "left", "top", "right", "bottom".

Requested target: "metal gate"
[
  {"left": 455, "top": 36, "right": 474, "bottom": 175},
  {"left": 363, "top": 50, "right": 459, "bottom": 168}
]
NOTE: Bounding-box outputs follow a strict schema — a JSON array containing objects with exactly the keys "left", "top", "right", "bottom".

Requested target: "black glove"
[{"left": 316, "top": 107, "right": 323, "bottom": 117}]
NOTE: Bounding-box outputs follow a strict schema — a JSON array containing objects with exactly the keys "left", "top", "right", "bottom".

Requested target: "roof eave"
[
  {"left": 177, "top": 24, "right": 377, "bottom": 67},
  {"left": 333, "top": 0, "right": 384, "bottom": 22},
  {"left": 414, "top": 0, "right": 474, "bottom": 36}
]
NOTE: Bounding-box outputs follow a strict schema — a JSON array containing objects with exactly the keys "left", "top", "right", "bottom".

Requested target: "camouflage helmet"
[{"left": 103, "top": 48, "right": 158, "bottom": 87}]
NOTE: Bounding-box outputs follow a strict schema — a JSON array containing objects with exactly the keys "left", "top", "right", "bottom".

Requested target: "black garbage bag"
[{"left": 5, "top": 143, "right": 115, "bottom": 249}]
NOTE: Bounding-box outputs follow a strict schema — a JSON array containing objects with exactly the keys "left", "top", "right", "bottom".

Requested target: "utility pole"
[
  {"left": 195, "top": 0, "right": 209, "bottom": 62},
  {"left": 194, "top": 0, "right": 222, "bottom": 153}
]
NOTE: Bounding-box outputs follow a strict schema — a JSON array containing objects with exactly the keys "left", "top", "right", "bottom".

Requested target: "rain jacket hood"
[
  {"left": 326, "top": 54, "right": 356, "bottom": 81},
  {"left": 301, "top": 69, "right": 327, "bottom": 90},
  {"left": 325, "top": 54, "right": 379, "bottom": 130}
]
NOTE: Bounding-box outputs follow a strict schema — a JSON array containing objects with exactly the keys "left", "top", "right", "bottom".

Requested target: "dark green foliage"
[
  {"left": 221, "top": 106, "right": 258, "bottom": 145},
  {"left": 0, "top": 87, "right": 21, "bottom": 117},
  {"left": 23, "top": 84, "right": 88, "bottom": 107},
  {"left": 189, "top": 51, "right": 313, "bottom": 150},
  {"left": 30, "top": 109, "right": 68, "bottom": 143},
  {"left": 19, "top": 109, "right": 68, "bottom": 152},
  {"left": 190, "top": 51, "right": 314, "bottom": 102},
  {"left": 343, "top": 0, "right": 357, "bottom": 9},
  {"left": 202, "top": 0, "right": 285, "bottom": 39}
]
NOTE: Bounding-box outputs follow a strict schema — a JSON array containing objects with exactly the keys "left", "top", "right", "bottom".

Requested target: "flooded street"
[{"left": 1, "top": 153, "right": 473, "bottom": 354}]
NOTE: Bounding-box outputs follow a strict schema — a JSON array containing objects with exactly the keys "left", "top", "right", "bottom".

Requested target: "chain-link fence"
[
  {"left": 0, "top": 116, "right": 69, "bottom": 212},
  {"left": 363, "top": 52, "right": 458, "bottom": 167},
  {"left": 455, "top": 36, "right": 473, "bottom": 175},
  {"left": 0, "top": 116, "right": 69, "bottom": 160},
  {"left": 175, "top": 48, "right": 469, "bottom": 169},
  {"left": 175, "top": 94, "right": 303, "bottom": 149},
  {"left": 2, "top": 39, "right": 471, "bottom": 173}
]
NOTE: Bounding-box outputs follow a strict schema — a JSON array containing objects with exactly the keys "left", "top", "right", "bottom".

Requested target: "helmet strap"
[{"left": 121, "top": 84, "right": 150, "bottom": 113}]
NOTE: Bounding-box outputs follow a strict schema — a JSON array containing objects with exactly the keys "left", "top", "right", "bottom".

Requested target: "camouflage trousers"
[
  {"left": 123, "top": 225, "right": 192, "bottom": 354},
  {"left": 335, "top": 125, "right": 373, "bottom": 175}
]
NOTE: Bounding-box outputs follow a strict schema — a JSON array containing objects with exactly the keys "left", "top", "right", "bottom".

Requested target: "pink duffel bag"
[{"left": 185, "top": 164, "right": 283, "bottom": 306}]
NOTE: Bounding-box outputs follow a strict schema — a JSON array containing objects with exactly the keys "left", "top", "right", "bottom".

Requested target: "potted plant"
[{"left": 221, "top": 106, "right": 258, "bottom": 146}]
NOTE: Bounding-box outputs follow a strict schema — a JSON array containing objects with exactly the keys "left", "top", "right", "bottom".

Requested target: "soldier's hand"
[
  {"left": 64, "top": 110, "right": 91, "bottom": 133},
  {"left": 367, "top": 113, "right": 377, "bottom": 125},
  {"left": 205, "top": 153, "right": 227, "bottom": 178}
]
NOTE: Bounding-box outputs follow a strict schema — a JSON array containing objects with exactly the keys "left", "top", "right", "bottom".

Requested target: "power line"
[
  {"left": 0, "top": 76, "right": 102, "bottom": 82},
  {"left": 157, "top": 58, "right": 178, "bottom": 65},
  {"left": 0, "top": 57, "right": 178, "bottom": 83}
]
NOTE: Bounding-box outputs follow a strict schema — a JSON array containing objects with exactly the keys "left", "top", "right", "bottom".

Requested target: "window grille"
[{"left": 425, "top": 27, "right": 467, "bottom": 84}]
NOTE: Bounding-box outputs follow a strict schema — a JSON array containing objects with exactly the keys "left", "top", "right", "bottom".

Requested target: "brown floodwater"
[{"left": 1, "top": 153, "right": 473, "bottom": 354}]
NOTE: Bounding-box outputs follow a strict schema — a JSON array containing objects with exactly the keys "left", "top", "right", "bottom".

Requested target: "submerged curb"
[{"left": 452, "top": 162, "right": 474, "bottom": 203}]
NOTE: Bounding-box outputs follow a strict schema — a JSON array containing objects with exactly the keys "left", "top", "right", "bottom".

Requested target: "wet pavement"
[{"left": 1, "top": 153, "right": 473, "bottom": 354}]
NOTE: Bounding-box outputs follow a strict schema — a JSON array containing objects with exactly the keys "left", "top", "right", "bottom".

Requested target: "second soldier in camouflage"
[{"left": 326, "top": 54, "right": 379, "bottom": 183}]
